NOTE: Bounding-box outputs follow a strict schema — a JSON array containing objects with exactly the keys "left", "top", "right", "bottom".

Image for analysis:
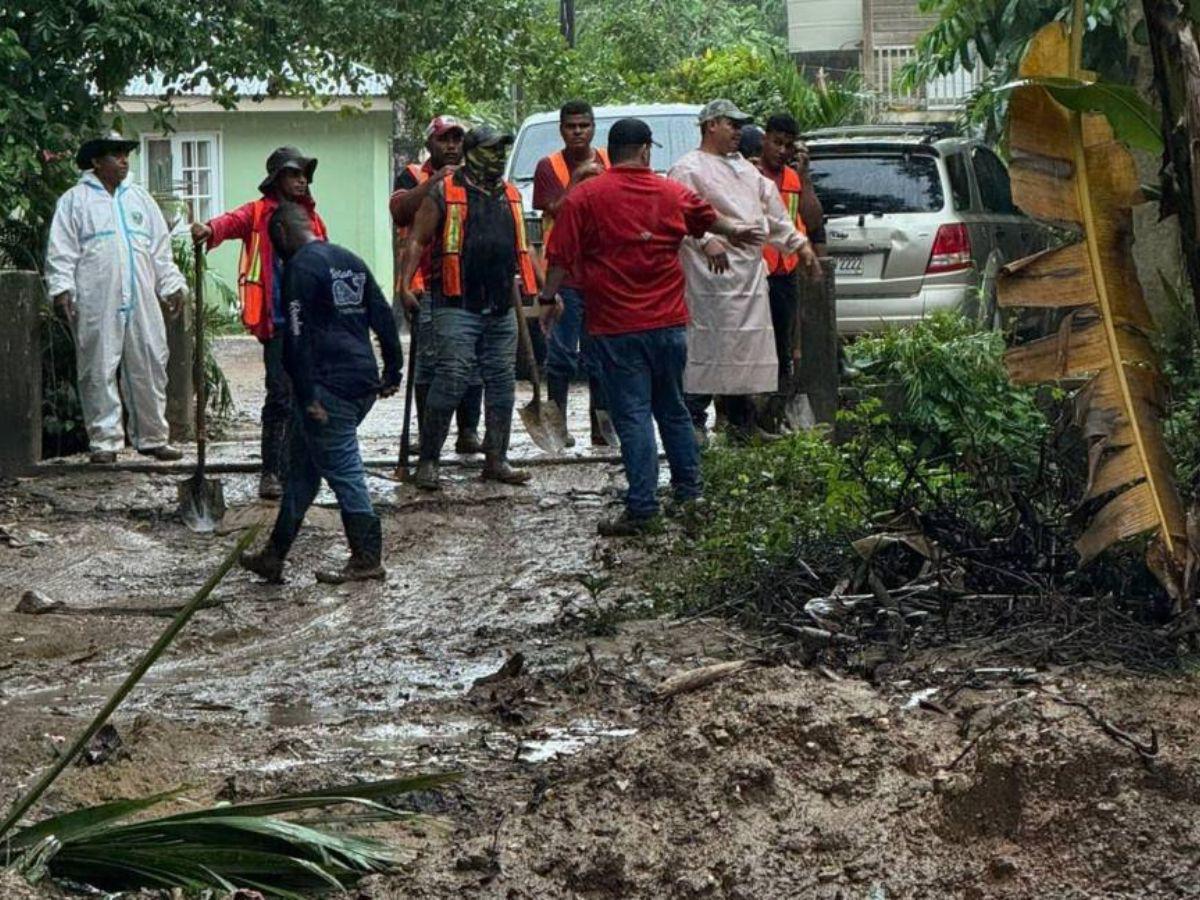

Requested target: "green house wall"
[{"left": 122, "top": 107, "right": 394, "bottom": 298}]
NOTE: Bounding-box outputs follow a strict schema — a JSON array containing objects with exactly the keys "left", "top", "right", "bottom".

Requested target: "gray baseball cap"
[{"left": 698, "top": 99, "right": 754, "bottom": 124}]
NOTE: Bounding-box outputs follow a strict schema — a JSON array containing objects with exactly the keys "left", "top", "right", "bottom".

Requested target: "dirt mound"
[{"left": 393, "top": 664, "right": 1200, "bottom": 899}]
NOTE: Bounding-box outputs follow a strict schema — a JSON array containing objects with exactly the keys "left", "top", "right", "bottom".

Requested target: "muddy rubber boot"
[
  {"left": 589, "top": 398, "right": 607, "bottom": 447},
  {"left": 257, "top": 473, "right": 283, "bottom": 500},
  {"left": 546, "top": 374, "right": 576, "bottom": 448},
  {"left": 260, "top": 419, "right": 290, "bottom": 495},
  {"left": 416, "top": 406, "right": 454, "bottom": 491},
  {"left": 480, "top": 409, "right": 530, "bottom": 485},
  {"left": 240, "top": 543, "right": 286, "bottom": 584},
  {"left": 316, "top": 513, "right": 386, "bottom": 584},
  {"left": 455, "top": 384, "right": 484, "bottom": 454}
]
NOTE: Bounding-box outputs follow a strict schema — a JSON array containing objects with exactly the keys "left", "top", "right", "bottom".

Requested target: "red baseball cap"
[{"left": 425, "top": 115, "right": 467, "bottom": 140}]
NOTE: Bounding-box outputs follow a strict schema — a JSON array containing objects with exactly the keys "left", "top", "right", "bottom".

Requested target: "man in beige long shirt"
[{"left": 668, "top": 99, "right": 820, "bottom": 444}]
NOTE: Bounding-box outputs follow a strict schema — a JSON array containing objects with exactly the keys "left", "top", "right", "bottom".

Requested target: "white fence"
[{"left": 871, "top": 45, "right": 984, "bottom": 112}]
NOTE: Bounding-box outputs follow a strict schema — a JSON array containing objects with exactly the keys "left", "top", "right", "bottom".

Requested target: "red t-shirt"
[{"left": 545, "top": 166, "right": 718, "bottom": 336}]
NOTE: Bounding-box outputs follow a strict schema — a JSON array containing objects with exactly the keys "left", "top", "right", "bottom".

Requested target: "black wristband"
[{"left": 537, "top": 294, "right": 557, "bottom": 307}]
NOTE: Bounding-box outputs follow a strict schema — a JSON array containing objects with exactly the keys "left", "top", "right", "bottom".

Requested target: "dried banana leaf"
[{"left": 999, "top": 18, "right": 1187, "bottom": 598}]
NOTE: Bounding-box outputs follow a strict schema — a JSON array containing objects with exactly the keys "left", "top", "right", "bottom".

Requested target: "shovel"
[
  {"left": 178, "top": 243, "right": 226, "bottom": 531},
  {"left": 394, "top": 307, "right": 420, "bottom": 480},
  {"left": 513, "top": 290, "right": 565, "bottom": 454}
]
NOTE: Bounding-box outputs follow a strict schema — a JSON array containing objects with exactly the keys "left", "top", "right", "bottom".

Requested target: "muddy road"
[{"left": 5, "top": 337, "right": 1200, "bottom": 899}]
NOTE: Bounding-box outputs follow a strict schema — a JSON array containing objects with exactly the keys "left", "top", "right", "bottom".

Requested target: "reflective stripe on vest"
[
  {"left": 763, "top": 166, "right": 806, "bottom": 276},
  {"left": 441, "top": 179, "right": 538, "bottom": 299},
  {"left": 237, "top": 199, "right": 270, "bottom": 335},
  {"left": 397, "top": 163, "right": 429, "bottom": 293}
]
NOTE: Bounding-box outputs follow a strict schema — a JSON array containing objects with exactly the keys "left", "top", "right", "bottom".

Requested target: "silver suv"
[{"left": 805, "top": 125, "right": 1046, "bottom": 334}]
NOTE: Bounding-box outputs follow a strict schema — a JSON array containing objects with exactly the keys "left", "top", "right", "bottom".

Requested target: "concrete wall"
[
  {"left": 122, "top": 107, "right": 395, "bottom": 294},
  {"left": 788, "top": 0, "right": 863, "bottom": 53}
]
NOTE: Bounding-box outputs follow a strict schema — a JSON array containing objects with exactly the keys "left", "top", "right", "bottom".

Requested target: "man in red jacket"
[{"left": 192, "top": 147, "right": 327, "bottom": 499}]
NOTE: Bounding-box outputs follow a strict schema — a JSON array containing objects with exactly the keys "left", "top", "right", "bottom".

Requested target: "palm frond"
[{"left": 6, "top": 776, "right": 459, "bottom": 898}]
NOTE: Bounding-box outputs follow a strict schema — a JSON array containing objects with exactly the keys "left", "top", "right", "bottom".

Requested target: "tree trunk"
[{"left": 1143, "top": 1, "right": 1200, "bottom": 327}]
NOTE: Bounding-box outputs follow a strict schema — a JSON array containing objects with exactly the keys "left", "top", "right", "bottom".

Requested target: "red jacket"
[{"left": 206, "top": 193, "right": 327, "bottom": 341}]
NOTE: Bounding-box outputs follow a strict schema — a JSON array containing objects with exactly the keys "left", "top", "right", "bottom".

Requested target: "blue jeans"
[
  {"left": 545, "top": 287, "right": 608, "bottom": 408},
  {"left": 592, "top": 326, "right": 700, "bottom": 518},
  {"left": 423, "top": 307, "right": 516, "bottom": 451},
  {"left": 270, "top": 385, "right": 376, "bottom": 553}
]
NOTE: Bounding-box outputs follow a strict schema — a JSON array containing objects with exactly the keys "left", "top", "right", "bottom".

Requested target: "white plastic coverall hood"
[
  {"left": 45, "top": 171, "right": 187, "bottom": 453},
  {"left": 668, "top": 149, "right": 807, "bottom": 396}
]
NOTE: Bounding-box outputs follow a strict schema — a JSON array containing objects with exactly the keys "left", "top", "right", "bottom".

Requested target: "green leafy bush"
[{"left": 671, "top": 313, "right": 1075, "bottom": 611}]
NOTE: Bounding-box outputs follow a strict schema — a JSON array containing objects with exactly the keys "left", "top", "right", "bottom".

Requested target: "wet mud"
[{"left": 5, "top": 337, "right": 1200, "bottom": 898}]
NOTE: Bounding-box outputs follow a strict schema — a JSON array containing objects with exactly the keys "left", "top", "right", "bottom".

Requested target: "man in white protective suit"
[
  {"left": 668, "top": 100, "right": 820, "bottom": 446},
  {"left": 46, "top": 132, "right": 188, "bottom": 465}
]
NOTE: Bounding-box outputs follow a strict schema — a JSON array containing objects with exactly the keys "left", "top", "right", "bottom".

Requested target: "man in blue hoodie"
[{"left": 240, "top": 202, "right": 402, "bottom": 585}]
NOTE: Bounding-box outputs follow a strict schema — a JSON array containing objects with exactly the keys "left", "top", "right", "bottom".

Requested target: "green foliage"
[
  {"left": 7, "top": 776, "right": 458, "bottom": 897},
  {"left": 897, "top": 0, "right": 1130, "bottom": 142},
  {"left": 1, "top": 0, "right": 367, "bottom": 253},
  {"left": 675, "top": 313, "right": 1058, "bottom": 600},
  {"left": 846, "top": 312, "right": 1051, "bottom": 481},
  {"left": 662, "top": 46, "right": 868, "bottom": 128},
  {"left": 997, "top": 75, "right": 1163, "bottom": 152},
  {"left": 1155, "top": 272, "right": 1200, "bottom": 497}
]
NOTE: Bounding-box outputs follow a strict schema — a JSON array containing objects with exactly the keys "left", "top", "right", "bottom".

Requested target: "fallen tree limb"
[{"left": 653, "top": 660, "right": 759, "bottom": 699}]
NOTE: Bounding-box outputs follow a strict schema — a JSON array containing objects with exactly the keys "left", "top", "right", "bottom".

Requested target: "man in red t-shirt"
[
  {"left": 540, "top": 118, "right": 761, "bottom": 536},
  {"left": 532, "top": 100, "right": 611, "bottom": 448}
]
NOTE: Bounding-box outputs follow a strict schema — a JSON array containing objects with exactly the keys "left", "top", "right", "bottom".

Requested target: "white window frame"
[{"left": 139, "top": 131, "right": 224, "bottom": 226}]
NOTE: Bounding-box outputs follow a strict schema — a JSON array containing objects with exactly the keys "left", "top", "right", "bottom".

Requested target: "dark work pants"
[
  {"left": 262, "top": 332, "right": 293, "bottom": 478},
  {"left": 269, "top": 386, "right": 376, "bottom": 555},
  {"left": 685, "top": 393, "right": 754, "bottom": 434},
  {"left": 768, "top": 271, "right": 798, "bottom": 388}
]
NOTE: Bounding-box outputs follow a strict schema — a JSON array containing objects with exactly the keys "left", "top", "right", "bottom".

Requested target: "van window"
[
  {"left": 945, "top": 153, "right": 973, "bottom": 211},
  {"left": 971, "top": 147, "right": 1017, "bottom": 214},
  {"left": 509, "top": 115, "right": 697, "bottom": 180},
  {"left": 808, "top": 153, "right": 945, "bottom": 215}
]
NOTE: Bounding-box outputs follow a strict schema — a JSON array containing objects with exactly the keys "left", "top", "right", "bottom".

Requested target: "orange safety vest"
[
  {"left": 763, "top": 166, "right": 807, "bottom": 276},
  {"left": 395, "top": 163, "right": 429, "bottom": 294},
  {"left": 440, "top": 178, "right": 538, "bottom": 299},
  {"left": 542, "top": 149, "right": 610, "bottom": 243},
  {"left": 236, "top": 198, "right": 328, "bottom": 339}
]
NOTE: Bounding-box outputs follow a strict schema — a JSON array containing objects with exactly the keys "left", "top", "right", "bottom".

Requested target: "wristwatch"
[{"left": 537, "top": 292, "right": 558, "bottom": 307}]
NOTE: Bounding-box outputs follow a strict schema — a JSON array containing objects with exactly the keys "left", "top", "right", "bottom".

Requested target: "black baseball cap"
[{"left": 606, "top": 118, "right": 662, "bottom": 154}]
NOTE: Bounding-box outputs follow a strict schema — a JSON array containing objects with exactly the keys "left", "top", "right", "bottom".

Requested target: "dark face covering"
[{"left": 464, "top": 143, "right": 506, "bottom": 186}]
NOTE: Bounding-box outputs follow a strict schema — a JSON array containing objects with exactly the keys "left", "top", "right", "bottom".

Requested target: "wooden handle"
[
  {"left": 513, "top": 291, "right": 542, "bottom": 406},
  {"left": 192, "top": 244, "right": 207, "bottom": 474}
]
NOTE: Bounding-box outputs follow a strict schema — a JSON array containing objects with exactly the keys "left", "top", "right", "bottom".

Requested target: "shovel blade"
[
  {"left": 593, "top": 408, "right": 620, "bottom": 448},
  {"left": 520, "top": 399, "right": 565, "bottom": 454},
  {"left": 783, "top": 391, "right": 816, "bottom": 432},
  {"left": 177, "top": 477, "right": 227, "bottom": 533}
]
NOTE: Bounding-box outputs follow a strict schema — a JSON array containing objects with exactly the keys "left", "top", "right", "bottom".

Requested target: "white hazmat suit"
[{"left": 45, "top": 172, "right": 186, "bottom": 453}]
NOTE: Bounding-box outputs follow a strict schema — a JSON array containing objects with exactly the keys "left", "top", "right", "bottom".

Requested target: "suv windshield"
[
  {"left": 809, "top": 153, "right": 945, "bottom": 216},
  {"left": 509, "top": 115, "right": 698, "bottom": 180}
]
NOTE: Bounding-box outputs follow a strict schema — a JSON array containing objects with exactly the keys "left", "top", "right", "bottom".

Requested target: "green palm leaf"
[{"left": 5, "top": 774, "right": 459, "bottom": 897}]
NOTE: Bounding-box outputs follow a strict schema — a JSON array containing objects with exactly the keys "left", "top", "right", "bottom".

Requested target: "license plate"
[{"left": 834, "top": 254, "right": 863, "bottom": 276}]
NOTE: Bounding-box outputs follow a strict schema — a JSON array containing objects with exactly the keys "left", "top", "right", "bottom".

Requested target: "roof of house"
[{"left": 122, "top": 65, "right": 390, "bottom": 100}]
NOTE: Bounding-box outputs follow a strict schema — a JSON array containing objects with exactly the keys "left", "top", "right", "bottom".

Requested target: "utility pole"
[{"left": 560, "top": 0, "right": 575, "bottom": 47}]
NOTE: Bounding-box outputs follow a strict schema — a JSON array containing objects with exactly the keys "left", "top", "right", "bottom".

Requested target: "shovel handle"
[
  {"left": 192, "top": 242, "right": 207, "bottom": 474},
  {"left": 396, "top": 307, "right": 419, "bottom": 476},
  {"left": 512, "top": 285, "right": 543, "bottom": 407}
]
